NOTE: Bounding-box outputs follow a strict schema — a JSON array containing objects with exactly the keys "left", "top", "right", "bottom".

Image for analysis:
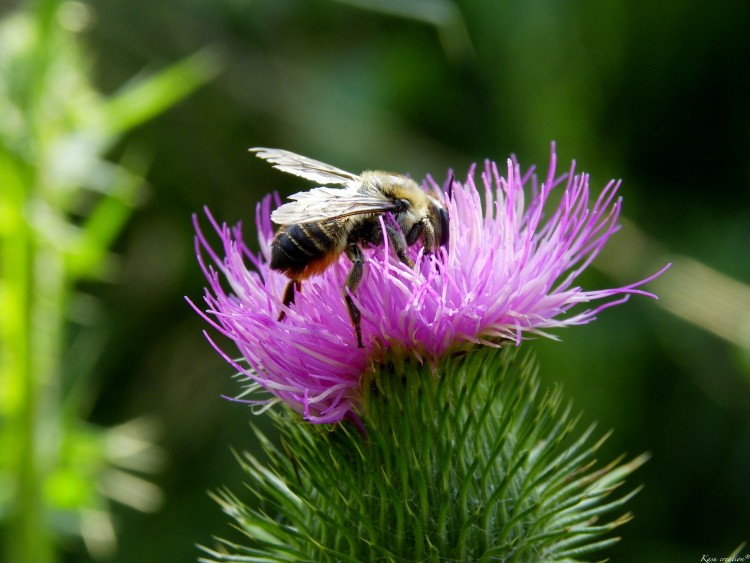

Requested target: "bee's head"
[{"left": 390, "top": 187, "right": 449, "bottom": 252}]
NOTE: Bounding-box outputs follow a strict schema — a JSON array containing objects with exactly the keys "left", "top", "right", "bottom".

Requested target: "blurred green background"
[{"left": 1, "top": 0, "right": 748, "bottom": 561}]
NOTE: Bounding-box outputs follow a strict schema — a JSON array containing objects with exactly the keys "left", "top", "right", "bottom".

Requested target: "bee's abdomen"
[{"left": 270, "top": 222, "right": 344, "bottom": 280}]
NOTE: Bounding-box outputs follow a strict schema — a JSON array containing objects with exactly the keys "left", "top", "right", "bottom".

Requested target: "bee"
[{"left": 251, "top": 147, "right": 450, "bottom": 348}]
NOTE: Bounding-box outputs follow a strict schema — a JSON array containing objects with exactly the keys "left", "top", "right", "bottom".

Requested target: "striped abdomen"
[{"left": 270, "top": 221, "right": 348, "bottom": 280}]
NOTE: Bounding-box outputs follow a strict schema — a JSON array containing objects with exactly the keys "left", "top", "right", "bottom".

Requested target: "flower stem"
[
  {"left": 1, "top": 168, "right": 58, "bottom": 563},
  {"left": 2, "top": 1, "right": 64, "bottom": 559}
]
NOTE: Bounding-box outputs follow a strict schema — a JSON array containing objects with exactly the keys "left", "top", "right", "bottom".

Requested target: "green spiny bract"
[{"left": 202, "top": 346, "right": 646, "bottom": 562}]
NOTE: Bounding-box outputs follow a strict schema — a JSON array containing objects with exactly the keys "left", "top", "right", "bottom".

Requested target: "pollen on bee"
[{"left": 287, "top": 251, "right": 341, "bottom": 280}]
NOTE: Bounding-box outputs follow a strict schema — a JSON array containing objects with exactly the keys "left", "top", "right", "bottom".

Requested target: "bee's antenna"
[{"left": 445, "top": 171, "right": 456, "bottom": 200}]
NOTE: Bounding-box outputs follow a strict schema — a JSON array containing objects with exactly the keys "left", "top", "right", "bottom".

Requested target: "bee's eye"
[{"left": 439, "top": 207, "right": 450, "bottom": 247}]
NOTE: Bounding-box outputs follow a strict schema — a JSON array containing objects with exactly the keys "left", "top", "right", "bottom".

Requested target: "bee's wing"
[
  {"left": 271, "top": 186, "right": 399, "bottom": 225},
  {"left": 250, "top": 147, "right": 360, "bottom": 186}
]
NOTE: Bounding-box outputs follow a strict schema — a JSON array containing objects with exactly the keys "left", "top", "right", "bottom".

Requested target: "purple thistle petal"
[{"left": 191, "top": 146, "right": 667, "bottom": 423}]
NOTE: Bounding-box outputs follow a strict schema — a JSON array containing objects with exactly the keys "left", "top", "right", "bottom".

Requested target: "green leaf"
[
  {"left": 64, "top": 150, "right": 146, "bottom": 279},
  {"left": 103, "top": 47, "right": 223, "bottom": 137}
]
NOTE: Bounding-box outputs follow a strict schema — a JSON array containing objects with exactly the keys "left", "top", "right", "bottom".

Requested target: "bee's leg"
[
  {"left": 421, "top": 221, "right": 436, "bottom": 254},
  {"left": 404, "top": 221, "right": 423, "bottom": 246},
  {"left": 384, "top": 225, "right": 415, "bottom": 268},
  {"left": 278, "top": 280, "right": 301, "bottom": 321},
  {"left": 344, "top": 244, "right": 365, "bottom": 348}
]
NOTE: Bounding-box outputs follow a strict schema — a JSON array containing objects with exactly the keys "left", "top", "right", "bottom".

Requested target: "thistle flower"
[
  {"left": 194, "top": 146, "right": 669, "bottom": 562},
  {"left": 191, "top": 145, "right": 666, "bottom": 424}
]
